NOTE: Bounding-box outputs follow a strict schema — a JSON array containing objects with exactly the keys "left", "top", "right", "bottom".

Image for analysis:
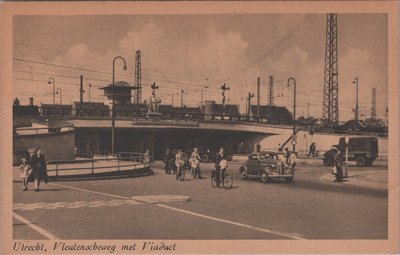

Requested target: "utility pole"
[
  {"left": 269, "top": 75, "right": 274, "bottom": 106},
  {"left": 133, "top": 50, "right": 142, "bottom": 104},
  {"left": 221, "top": 83, "right": 230, "bottom": 111},
  {"left": 88, "top": 83, "right": 92, "bottom": 102},
  {"left": 257, "top": 77, "right": 260, "bottom": 122},
  {"left": 79, "top": 75, "right": 84, "bottom": 115},
  {"left": 307, "top": 102, "right": 311, "bottom": 118},
  {"left": 180, "top": 89, "right": 185, "bottom": 108},
  {"left": 352, "top": 77, "right": 359, "bottom": 121},
  {"left": 247, "top": 92, "right": 255, "bottom": 121},
  {"left": 371, "top": 87, "right": 376, "bottom": 119},
  {"left": 322, "top": 13, "right": 339, "bottom": 127},
  {"left": 171, "top": 93, "right": 174, "bottom": 106}
]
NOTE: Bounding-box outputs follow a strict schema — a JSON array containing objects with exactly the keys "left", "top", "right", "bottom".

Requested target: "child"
[{"left": 19, "top": 158, "right": 31, "bottom": 191}]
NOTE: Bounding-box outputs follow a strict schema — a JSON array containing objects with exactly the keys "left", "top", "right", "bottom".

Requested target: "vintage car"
[{"left": 239, "top": 151, "right": 294, "bottom": 183}]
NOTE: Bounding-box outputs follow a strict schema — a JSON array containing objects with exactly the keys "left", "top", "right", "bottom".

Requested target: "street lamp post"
[
  {"left": 111, "top": 56, "right": 127, "bottom": 155},
  {"left": 56, "top": 88, "right": 62, "bottom": 105},
  {"left": 353, "top": 77, "right": 359, "bottom": 121},
  {"left": 287, "top": 77, "right": 297, "bottom": 152},
  {"left": 48, "top": 77, "right": 55, "bottom": 105}
]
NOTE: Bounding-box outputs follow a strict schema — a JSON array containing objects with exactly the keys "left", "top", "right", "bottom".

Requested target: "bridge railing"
[{"left": 46, "top": 155, "right": 149, "bottom": 178}]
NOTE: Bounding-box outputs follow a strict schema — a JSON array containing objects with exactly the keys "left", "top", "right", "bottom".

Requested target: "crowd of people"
[{"left": 162, "top": 147, "right": 229, "bottom": 185}]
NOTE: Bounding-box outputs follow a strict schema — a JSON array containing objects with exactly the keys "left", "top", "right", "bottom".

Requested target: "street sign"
[
  {"left": 292, "top": 134, "right": 297, "bottom": 140},
  {"left": 291, "top": 139, "right": 297, "bottom": 145}
]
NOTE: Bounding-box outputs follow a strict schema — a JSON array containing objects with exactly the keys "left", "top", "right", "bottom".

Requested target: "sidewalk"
[{"left": 320, "top": 170, "right": 388, "bottom": 191}]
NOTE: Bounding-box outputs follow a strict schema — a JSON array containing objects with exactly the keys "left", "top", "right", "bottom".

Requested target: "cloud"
[{"left": 118, "top": 22, "right": 164, "bottom": 53}]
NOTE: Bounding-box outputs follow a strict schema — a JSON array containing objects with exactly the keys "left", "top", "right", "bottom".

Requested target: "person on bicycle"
[
  {"left": 175, "top": 149, "right": 185, "bottom": 180},
  {"left": 215, "top": 147, "right": 226, "bottom": 187},
  {"left": 190, "top": 148, "right": 201, "bottom": 177}
]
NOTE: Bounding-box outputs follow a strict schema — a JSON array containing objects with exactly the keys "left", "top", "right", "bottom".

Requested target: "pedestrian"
[
  {"left": 333, "top": 148, "right": 344, "bottom": 182},
  {"left": 308, "top": 143, "right": 316, "bottom": 157},
  {"left": 19, "top": 157, "right": 31, "bottom": 191},
  {"left": 163, "top": 148, "right": 171, "bottom": 174},
  {"left": 30, "top": 148, "right": 48, "bottom": 192},
  {"left": 287, "top": 151, "right": 297, "bottom": 175},
  {"left": 175, "top": 149, "right": 185, "bottom": 180},
  {"left": 215, "top": 147, "right": 226, "bottom": 187},
  {"left": 143, "top": 149, "right": 150, "bottom": 164},
  {"left": 284, "top": 147, "right": 291, "bottom": 164}
]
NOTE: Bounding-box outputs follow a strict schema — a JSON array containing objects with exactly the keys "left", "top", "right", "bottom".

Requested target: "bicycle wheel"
[{"left": 223, "top": 174, "right": 233, "bottom": 189}]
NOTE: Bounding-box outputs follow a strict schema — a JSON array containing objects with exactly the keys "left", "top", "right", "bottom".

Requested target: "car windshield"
[{"left": 259, "top": 153, "right": 272, "bottom": 160}]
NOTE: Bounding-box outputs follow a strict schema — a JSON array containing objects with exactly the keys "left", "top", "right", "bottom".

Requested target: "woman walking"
[{"left": 30, "top": 148, "right": 48, "bottom": 192}]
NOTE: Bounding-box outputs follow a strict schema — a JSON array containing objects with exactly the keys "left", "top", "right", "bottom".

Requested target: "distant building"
[
  {"left": 249, "top": 105, "right": 292, "bottom": 124},
  {"left": 203, "top": 100, "right": 240, "bottom": 120},
  {"left": 40, "top": 103, "right": 72, "bottom": 116},
  {"left": 13, "top": 97, "right": 39, "bottom": 117},
  {"left": 100, "top": 81, "right": 133, "bottom": 108},
  {"left": 172, "top": 106, "right": 202, "bottom": 118}
]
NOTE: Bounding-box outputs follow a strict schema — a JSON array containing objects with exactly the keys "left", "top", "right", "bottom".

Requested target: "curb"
[{"left": 320, "top": 174, "right": 387, "bottom": 191}]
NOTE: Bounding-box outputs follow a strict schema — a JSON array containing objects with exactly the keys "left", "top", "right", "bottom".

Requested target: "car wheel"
[
  {"left": 201, "top": 154, "right": 209, "bottom": 163},
  {"left": 356, "top": 156, "right": 367, "bottom": 167},
  {"left": 239, "top": 166, "right": 247, "bottom": 179},
  {"left": 323, "top": 157, "right": 331, "bottom": 166},
  {"left": 260, "top": 171, "right": 268, "bottom": 183}
]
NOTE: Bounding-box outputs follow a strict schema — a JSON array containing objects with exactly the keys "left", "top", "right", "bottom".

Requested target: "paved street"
[{"left": 13, "top": 161, "right": 388, "bottom": 240}]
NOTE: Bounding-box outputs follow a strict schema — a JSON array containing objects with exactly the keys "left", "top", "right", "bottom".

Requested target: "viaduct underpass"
[{"left": 48, "top": 117, "right": 290, "bottom": 159}]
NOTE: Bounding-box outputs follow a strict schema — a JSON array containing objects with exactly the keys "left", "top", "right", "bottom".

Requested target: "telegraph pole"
[
  {"left": 353, "top": 77, "right": 359, "bottom": 121},
  {"left": 371, "top": 88, "right": 376, "bottom": 119},
  {"left": 269, "top": 75, "right": 274, "bottom": 106},
  {"left": 180, "top": 89, "right": 184, "bottom": 108},
  {"left": 79, "top": 75, "right": 84, "bottom": 115},
  {"left": 257, "top": 77, "right": 260, "bottom": 122}
]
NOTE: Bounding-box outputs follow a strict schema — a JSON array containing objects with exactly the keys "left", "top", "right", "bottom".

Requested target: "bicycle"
[{"left": 211, "top": 169, "right": 233, "bottom": 189}]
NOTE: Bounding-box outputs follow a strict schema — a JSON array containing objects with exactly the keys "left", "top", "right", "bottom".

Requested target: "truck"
[{"left": 323, "top": 136, "right": 379, "bottom": 167}]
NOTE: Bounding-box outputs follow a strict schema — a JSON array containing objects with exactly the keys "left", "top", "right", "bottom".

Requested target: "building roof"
[{"left": 99, "top": 81, "right": 133, "bottom": 90}]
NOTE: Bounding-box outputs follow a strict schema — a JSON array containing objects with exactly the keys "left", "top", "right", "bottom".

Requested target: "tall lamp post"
[
  {"left": 111, "top": 56, "right": 127, "bottom": 155},
  {"left": 352, "top": 77, "right": 359, "bottom": 121},
  {"left": 48, "top": 77, "right": 55, "bottom": 105},
  {"left": 287, "top": 77, "right": 297, "bottom": 152},
  {"left": 56, "top": 88, "right": 62, "bottom": 105}
]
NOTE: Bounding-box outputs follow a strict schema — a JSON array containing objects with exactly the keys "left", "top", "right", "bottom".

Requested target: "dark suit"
[{"left": 30, "top": 153, "right": 48, "bottom": 183}]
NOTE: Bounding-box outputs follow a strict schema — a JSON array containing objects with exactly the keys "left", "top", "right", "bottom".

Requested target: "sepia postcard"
[{"left": 0, "top": 1, "right": 399, "bottom": 254}]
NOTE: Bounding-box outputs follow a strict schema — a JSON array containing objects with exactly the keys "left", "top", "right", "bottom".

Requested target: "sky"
[{"left": 13, "top": 13, "right": 388, "bottom": 121}]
